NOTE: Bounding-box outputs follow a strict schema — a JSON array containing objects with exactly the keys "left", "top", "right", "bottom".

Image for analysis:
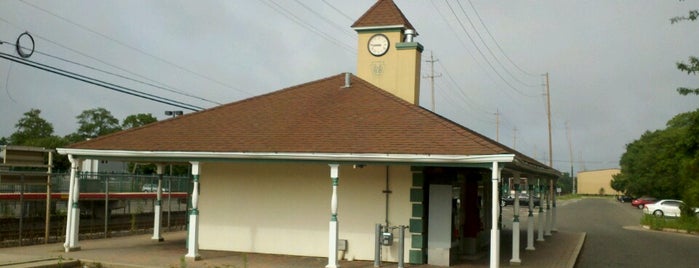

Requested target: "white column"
[
  {"left": 536, "top": 183, "right": 545, "bottom": 242},
  {"left": 489, "top": 162, "right": 501, "bottom": 268},
  {"left": 66, "top": 157, "right": 81, "bottom": 252},
  {"left": 326, "top": 164, "right": 340, "bottom": 268},
  {"left": 510, "top": 174, "right": 521, "bottom": 265},
  {"left": 544, "top": 179, "right": 552, "bottom": 236},
  {"left": 152, "top": 164, "right": 164, "bottom": 242},
  {"left": 552, "top": 178, "right": 558, "bottom": 232},
  {"left": 63, "top": 155, "right": 78, "bottom": 252},
  {"left": 185, "top": 161, "right": 201, "bottom": 260},
  {"left": 526, "top": 183, "right": 535, "bottom": 251}
]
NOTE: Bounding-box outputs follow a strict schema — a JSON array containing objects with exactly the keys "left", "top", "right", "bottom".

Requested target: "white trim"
[
  {"left": 56, "top": 148, "right": 515, "bottom": 165},
  {"left": 352, "top": 25, "right": 405, "bottom": 31}
]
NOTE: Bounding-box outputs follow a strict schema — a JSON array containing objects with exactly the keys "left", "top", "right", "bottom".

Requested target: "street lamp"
[
  {"left": 163, "top": 110, "right": 182, "bottom": 231},
  {"left": 164, "top": 110, "right": 183, "bottom": 117}
]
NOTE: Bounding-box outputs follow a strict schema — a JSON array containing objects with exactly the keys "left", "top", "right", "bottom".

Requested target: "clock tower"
[{"left": 352, "top": 0, "right": 423, "bottom": 105}]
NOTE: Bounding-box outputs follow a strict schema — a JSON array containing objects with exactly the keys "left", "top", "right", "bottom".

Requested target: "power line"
[
  {"left": 455, "top": 1, "right": 537, "bottom": 87},
  {"left": 443, "top": 0, "right": 537, "bottom": 97},
  {"left": 466, "top": 0, "right": 539, "bottom": 77},
  {"left": 293, "top": 0, "right": 356, "bottom": 39},
  {"left": 0, "top": 51, "right": 202, "bottom": 111},
  {"left": 322, "top": 0, "right": 355, "bottom": 22},
  {"left": 261, "top": 0, "right": 355, "bottom": 54},
  {"left": 3, "top": 37, "right": 223, "bottom": 106},
  {"left": 33, "top": 35, "right": 222, "bottom": 105},
  {"left": 0, "top": 15, "right": 223, "bottom": 105},
  {"left": 16, "top": 0, "right": 256, "bottom": 97}
]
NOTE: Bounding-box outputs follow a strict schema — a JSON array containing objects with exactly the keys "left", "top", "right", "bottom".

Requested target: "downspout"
[{"left": 383, "top": 166, "right": 391, "bottom": 229}]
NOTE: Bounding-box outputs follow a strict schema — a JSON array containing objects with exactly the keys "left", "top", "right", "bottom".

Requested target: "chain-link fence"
[{"left": 0, "top": 172, "right": 191, "bottom": 247}]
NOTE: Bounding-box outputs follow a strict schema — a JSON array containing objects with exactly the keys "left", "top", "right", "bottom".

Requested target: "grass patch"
[{"left": 641, "top": 214, "right": 699, "bottom": 233}]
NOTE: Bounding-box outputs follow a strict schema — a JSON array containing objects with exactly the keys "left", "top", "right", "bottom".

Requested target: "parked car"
[
  {"left": 631, "top": 196, "right": 656, "bottom": 209},
  {"left": 141, "top": 183, "right": 169, "bottom": 192},
  {"left": 643, "top": 199, "right": 699, "bottom": 217},
  {"left": 616, "top": 195, "right": 633, "bottom": 202},
  {"left": 501, "top": 193, "right": 540, "bottom": 207}
]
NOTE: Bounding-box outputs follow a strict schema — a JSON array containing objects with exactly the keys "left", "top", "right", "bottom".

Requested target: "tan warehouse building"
[{"left": 577, "top": 169, "right": 621, "bottom": 196}]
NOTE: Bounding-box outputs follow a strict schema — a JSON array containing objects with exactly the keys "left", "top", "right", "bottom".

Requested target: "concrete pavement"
[
  {"left": 0, "top": 229, "right": 584, "bottom": 267},
  {"left": 0, "top": 199, "right": 585, "bottom": 267}
]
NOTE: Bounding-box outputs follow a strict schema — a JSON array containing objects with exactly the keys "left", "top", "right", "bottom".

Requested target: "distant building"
[
  {"left": 80, "top": 159, "right": 128, "bottom": 174},
  {"left": 577, "top": 169, "right": 620, "bottom": 195}
]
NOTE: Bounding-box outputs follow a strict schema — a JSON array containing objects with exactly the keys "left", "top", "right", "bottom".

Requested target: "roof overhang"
[
  {"left": 57, "top": 148, "right": 559, "bottom": 178},
  {"left": 58, "top": 148, "right": 511, "bottom": 166}
]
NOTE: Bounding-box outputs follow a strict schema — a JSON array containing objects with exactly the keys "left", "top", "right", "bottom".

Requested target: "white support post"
[
  {"left": 152, "top": 164, "right": 164, "bottom": 242},
  {"left": 65, "top": 156, "right": 81, "bottom": 252},
  {"left": 510, "top": 173, "right": 521, "bottom": 265},
  {"left": 63, "top": 155, "right": 80, "bottom": 252},
  {"left": 327, "top": 164, "right": 340, "bottom": 268},
  {"left": 552, "top": 178, "right": 558, "bottom": 232},
  {"left": 489, "top": 161, "right": 501, "bottom": 268},
  {"left": 185, "top": 161, "right": 201, "bottom": 260},
  {"left": 536, "top": 183, "right": 545, "bottom": 242},
  {"left": 544, "top": 179, "right": 552, "bottom": 236},
  {"left": 526, "top": 183, "right": 535, "bottom": 251}
]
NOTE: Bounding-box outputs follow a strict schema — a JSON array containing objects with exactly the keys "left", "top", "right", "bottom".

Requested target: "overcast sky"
[{"left": 0, "top": 0, "right": 697, "bottom": 173}]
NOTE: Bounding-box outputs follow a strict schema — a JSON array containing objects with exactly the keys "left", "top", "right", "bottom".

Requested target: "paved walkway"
[{"left": 0, "top": 227, "right": 584, "bottom": 267}]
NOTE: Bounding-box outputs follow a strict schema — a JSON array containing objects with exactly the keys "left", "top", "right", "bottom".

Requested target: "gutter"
[{"left": 56, "top": 148, "right": 515, "bottom": 166}]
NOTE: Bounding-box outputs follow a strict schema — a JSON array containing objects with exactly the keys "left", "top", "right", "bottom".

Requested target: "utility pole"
[
  {"left": 566, "top": 121, "right": 575, "bottom": 194},
  {"left": 423, "top": 51, "right": 441, "bottom": 112},
  {"left": 495, "top": 109, "right": 500, "bottom": 142},
  {"left": 545, "top": 73, "right": 553, "bottom": 168},
  {"left": 513, "top": 127, "right": 517, "bottom": 149}
]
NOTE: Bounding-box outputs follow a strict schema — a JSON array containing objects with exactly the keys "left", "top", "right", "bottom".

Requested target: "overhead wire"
[
  {"left": 261, "top": 0, "right": 355, "bottom": 54},
  {"left": 321, "top": 0, "right": 355, "bottom": 22},
  {"left": 443, "top": 0, "right": 537, "bottom": 98},
  {"left": 0, "top": 17, "right": 223, "bottom": 106},
  {"left": 16, "top": 0, "right": 256, "bottom": 97},
  {"left": 466, "top": 0, "right": 540, "bottom": 77},
  {"left": 293, "top": 0, "right": 356, "bottom": 40},
  {"left": 455, "top": 1, "right": 538, "bottom": 88},
  {"left": 0, "top": 51, "right": 202, "bottom": 111}
]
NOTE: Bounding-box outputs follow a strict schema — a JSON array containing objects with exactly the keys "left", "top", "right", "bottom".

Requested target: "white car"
[
  {"left": 141, "top": 183, "right": 169, "bottom": 192},
  {"left": 643, "top": 199, "right": 699, "bottom": 217}
]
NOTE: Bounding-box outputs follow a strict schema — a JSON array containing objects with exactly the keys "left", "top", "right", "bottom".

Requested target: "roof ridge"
[{"left": 351, "top": 0, "right": 416, "bottom": 31}]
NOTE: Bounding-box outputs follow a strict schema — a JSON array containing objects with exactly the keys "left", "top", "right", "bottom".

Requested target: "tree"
[
  {"left": 672, "top": 9, "right": 699, "bottom": 95},
  {"left": 73, "top": 108, "right": 121, "bottom": 141},
  {"left": 9, "top": 109, "right": 54, "bottom": 145},
  {"left": 615, "top": 109, "right": 699, "bottom": 205},
  {"left": 0, "top": 137, "right": 7, "bottom": 145},
  {"left": 6, "top": 108, "right": 70, "bottom": 171},
  {"left": 122, "top": 113, "right": 157, "bottom": 129}
]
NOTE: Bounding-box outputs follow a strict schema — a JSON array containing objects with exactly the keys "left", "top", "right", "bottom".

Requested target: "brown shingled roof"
[
  {"left": 67, "top": 74, "right": 537, "bottom": 163},
  {"left": 351, "top": 0, "right": 416, "bottom": 31}
]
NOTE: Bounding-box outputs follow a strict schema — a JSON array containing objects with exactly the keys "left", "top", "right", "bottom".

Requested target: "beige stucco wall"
[
  {"left": 198, "top": 162, "right": 412, "bottom": 262},
  {"left": 577, "top": 169, "right": 621, "bottom": 195}
]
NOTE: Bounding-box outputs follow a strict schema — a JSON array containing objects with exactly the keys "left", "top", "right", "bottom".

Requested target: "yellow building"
[{"left": 577, "top": 169, "right": 621, "bottom": 196}]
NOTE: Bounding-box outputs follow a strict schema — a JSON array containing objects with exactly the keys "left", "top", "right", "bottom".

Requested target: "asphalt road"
[{"left": 557, "top": 197, "right": 699, "bottom": 268}]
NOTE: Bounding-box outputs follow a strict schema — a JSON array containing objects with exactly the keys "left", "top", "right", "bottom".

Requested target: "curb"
[{"left": 566, "top": 232, "right": 586, "bottom": 268}]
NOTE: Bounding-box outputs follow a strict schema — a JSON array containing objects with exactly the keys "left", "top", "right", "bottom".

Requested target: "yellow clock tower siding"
[{"left": 355, "top": 28, "right": 423, "bottom": 105}]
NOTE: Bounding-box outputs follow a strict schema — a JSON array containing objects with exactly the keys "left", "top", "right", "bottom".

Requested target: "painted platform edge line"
[{"left": 567, "top": 232, "right": 586, "bottom": 268}]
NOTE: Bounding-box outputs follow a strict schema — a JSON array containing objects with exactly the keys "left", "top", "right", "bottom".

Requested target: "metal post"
[
  {"left": 374, "top": 223, "right": 382, "bottom": 267},
  {"left": 45, "top": 151, "right": 52, "bottom": 244},
  {"left": 398, "top": 225, "right": 406, "bottom": 268},
  {"left": 374, "top": 223, "right": 383, "bottom": 267},
  {"left": 104, "top": 176, "right": 109, "bottom": 238},
  {"left": 19, "top": 175, "right": 24, "bottom": 246}
]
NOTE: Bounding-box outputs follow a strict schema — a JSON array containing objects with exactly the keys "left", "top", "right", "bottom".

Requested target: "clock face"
[{"left": 367, "top": 34, "right": 389, "bottom": 56}]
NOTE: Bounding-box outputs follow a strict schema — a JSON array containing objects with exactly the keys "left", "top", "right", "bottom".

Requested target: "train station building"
[{"left": 57, "top": 1, "right": 560, "bottom": 267}]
